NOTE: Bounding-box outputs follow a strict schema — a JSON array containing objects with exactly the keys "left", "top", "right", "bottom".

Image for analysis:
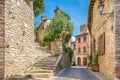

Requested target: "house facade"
[
  {"left": 88, "top": 0, "right": 120, "bottom": 79},
  {"left": 36, "top": 16, "right": 63, "bottom": 56},
  {"left": 36, "top": 15, "right": 51, "bottom": 43},
  {"left": 74, "top": 24, "right": 90, "bottom": 66}
]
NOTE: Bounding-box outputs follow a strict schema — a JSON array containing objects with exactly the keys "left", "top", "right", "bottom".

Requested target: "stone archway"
[
  {"left": 77, "top": 57, "right": 81, "bottom": 66},
  {"left": 83, "top": 57, "right": 87, "bottom": 66}
]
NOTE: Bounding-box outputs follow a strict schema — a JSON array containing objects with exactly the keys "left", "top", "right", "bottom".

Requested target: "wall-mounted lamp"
[
  {"left": 97, "top": 0, "right": 104, "bottom": 15},
  {"left": 97, "top": 0, "right": 114, "bottom": 16}
]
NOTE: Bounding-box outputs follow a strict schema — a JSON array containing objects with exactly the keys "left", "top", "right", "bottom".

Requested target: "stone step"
[
  {"left": 34, "top": 63, "right": 55, "bottom": 65},
  {"left": 27, "top": 70, "right": 53, "bottom": 73},
  {"left": 25, "top": 72, "right": 54, "bottom": 79},
  {"left": 36, "top": 60, "right": 56, "bottom": 63},
  {"left": 36, "top": 61, "right": 56, "bottom": 64},
  {"left": 37, "top": 58, "right": 58, "bottom": 61},
  {"left": 41, "top": 65, "right": 56, "bottom": 68},
  {"left": 39, "top": 58, "right": 58, "bottom": 61},
  {"left": 30, "top": 74, "right": 49, "bottom": 79},
  {"left": 27, "top": 67, "right": 54, "bottom": 72},
  {"left": 40, "top": 67, "right": 56, "bottom": 70},
  {"left": 35, "top": 66, "right": 55, "bottom": 69},
  {"left": 25, "top": 42, "right": 59, "bottom": 79},
  {"left": 34, "top": 63, "right": 55, "bottom": 66}
]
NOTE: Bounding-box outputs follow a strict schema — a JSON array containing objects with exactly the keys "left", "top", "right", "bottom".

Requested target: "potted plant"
[
  {"left": 92, "top": 51, "right": 99, "bottom": 72},
  {"left": 88, "top": 54, "right": 93, "bottom": 69}
]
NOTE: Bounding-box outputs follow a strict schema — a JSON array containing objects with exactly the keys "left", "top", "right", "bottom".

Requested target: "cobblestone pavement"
[{"left": 54, "top": 68, "right": 100, "bottom": 80}]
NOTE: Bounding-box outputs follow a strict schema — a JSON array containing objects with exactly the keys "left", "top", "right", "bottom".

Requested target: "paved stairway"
[{"left": 24, "top": 42, "right": 59, "bottom": 80}]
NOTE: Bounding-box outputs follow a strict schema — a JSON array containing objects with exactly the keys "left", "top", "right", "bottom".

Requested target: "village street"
[
  {"left": 53, "top": 67, "right": 101, "bottom": 80},
  {"left": 0, "top": 0, "right": 120, "bottom": 80}
]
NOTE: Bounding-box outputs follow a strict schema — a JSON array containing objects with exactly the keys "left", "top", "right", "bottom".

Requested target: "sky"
[{"left": 34, "top": 0, "right": 90, "bottom": 36}]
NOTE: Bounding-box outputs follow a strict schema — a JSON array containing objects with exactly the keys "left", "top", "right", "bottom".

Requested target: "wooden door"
[
  {"left": 77, "top": 57, "right": 81, "bottom": 66},
  {"left": 83, "top": 57, "right": 87, "bottom": 66}
]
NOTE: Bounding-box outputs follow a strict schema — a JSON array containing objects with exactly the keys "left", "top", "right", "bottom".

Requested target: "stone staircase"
[{"left": 24, "top": 42, "right": 59, "bottom": 80}]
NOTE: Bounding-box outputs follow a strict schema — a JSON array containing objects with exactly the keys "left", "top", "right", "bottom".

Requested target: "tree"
[
  {"left": 43, "top": 6, "right": 74, "bottom": 45},
  {"left": 34, "top": 25, "right": 38, "bottom": 31},
  {"left": 33, "top": 0, "right": 45, "bottom": 16}
]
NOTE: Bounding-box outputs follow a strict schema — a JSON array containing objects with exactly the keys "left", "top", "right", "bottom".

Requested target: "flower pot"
[{"left": 92, "top": 64, "right": 99, "bottom": 72}]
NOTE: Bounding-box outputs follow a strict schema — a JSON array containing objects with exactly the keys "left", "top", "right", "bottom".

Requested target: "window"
[
  {"left": 78, "top": 38, "right": 81, "bottom": 43},
  {"left": 98, "top": 32, "right": 105, "bottom": 55},
  {"left": 78, "top": 48, "right": 81, "bottom": 52},
  {"left": 83, "top": 36, "right": 86, "bottom": 42},
  {"left": 83, "top": 47, "right": 86, "bottom": 52}
]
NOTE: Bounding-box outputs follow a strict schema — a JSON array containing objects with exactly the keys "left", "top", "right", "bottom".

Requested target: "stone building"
[
  {"left": 74, "top": 24, "right": 90, "bottom": 66},
  {"left": 36, "top": 16, "right": 63, "bottom": 56},
  {"left": 4, "top": 0, "right": 39, "bottom": 78},
  {"left": 88, "top": 0, "right": 120, "bottom": 79},
  {"left": 0, "top": 0, "right": 5, "bottom": 79},
  {"left": 36, "top": 15, "right": 51, "bottom": 43}
]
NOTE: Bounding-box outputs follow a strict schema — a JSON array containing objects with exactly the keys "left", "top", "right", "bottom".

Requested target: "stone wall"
[
  {"left": 0, "top": 0, "right": 5, "bottom": 79},
  {"left": 56, "top": 52, "right": 71, "bottom": 74},
  {"left": 89, "top": 0, "right": 116, "bottom": 79},
  {"left": 115, "top": 0, "right": 120, "bottom": 79},
  {"left": 5, "top": 0, "right": 37, "bottom": 77},
  {"left": 50, "top": 40, "right": 63, "bottom": 56}
]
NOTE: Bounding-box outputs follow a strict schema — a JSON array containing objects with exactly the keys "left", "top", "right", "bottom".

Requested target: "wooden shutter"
[{"left": 98, "top": 32, "right": 105, "bottom": 55}]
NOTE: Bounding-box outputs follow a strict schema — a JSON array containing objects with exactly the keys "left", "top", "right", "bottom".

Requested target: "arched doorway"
[
  {"left": 77, "top": 57, "right": 81, "bottom": 66},
  {"left": 83, "top": 57, "right": 87, "bottom": 66}
]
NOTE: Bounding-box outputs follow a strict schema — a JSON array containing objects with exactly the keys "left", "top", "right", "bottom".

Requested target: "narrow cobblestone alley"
[{"left": 53, "top": 68, "right": 100, "bottom": 80}]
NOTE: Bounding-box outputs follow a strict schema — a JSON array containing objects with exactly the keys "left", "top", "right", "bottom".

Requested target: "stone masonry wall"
[
  {"left": 56, "top": 52, "right": 71, "bottom": 74},
  {"left": 91, "top": 0, "right": 116, "bottom": 79},
  {"left": 0, "top": 0, "right": 5, "bottom": 79},
  {"left": 50, "top": 40, "right": 63, "bottom": 56},
  {"left": 5, "top": 0, "right": 37, "bottom": 77},
  {"left": 115, "top": 0, "right": 120, "bottom": 79}
]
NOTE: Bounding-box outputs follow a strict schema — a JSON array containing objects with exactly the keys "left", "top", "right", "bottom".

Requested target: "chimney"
[{"left": 41, "top": 15, "right": 46, "bottom": 22}]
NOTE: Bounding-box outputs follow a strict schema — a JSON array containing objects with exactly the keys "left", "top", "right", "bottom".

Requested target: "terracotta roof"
[
  {"left": 75, "top": 33, "right": 89, "bottom": 37},
  {"left": 80, "top": 24, "right": 87, "bottom": 29},
  {"left": 36, "top": 19, "right": 52, "bottom": 31}
]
